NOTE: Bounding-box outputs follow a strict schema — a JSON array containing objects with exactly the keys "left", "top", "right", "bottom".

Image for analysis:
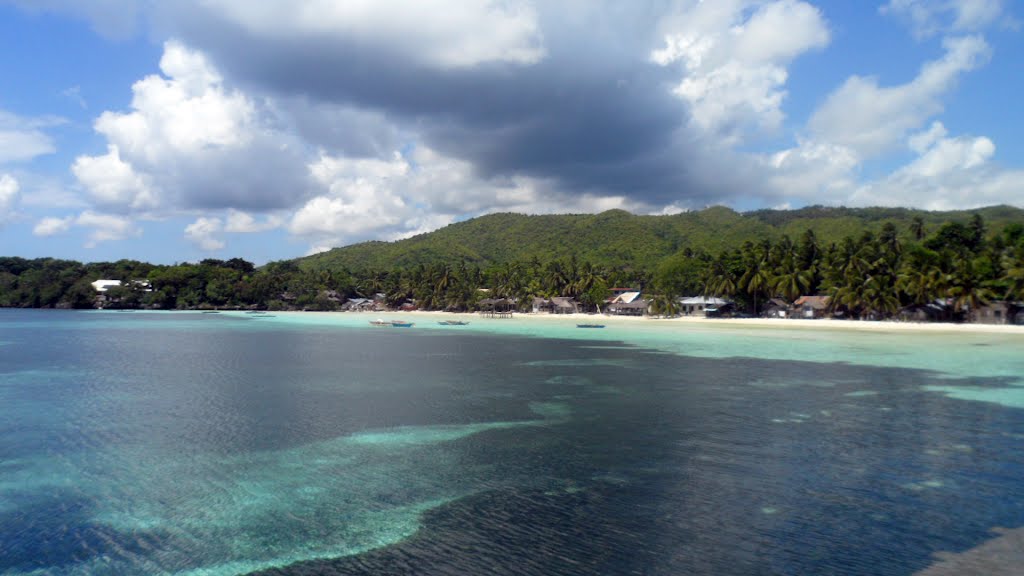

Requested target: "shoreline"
[{"left": 282, "top": 309, "right": 1024, "bottom": 336}]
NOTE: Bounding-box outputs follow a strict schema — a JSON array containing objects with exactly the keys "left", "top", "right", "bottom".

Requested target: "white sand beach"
[{"left": 344, "top": 309, "right": 1024, "bottom": 336}]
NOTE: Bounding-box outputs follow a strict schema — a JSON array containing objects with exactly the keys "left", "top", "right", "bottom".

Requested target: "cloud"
[
  {"left": 881, "top": 0, "right": 1011, "bottom": 39},
  {"left": 224, "top": 210, "right": 282, "bottom": 233},
  {"left": 74, "top": 40, "right": 312, "bottom": 213},
  {"left": 0, "top": 110, "right": 61, "bottom": 164},
  {"left": 184, "top": 216, "right": 225, "bottom": 251},
  {"left": 33, "top": 215, "right": 74, "bottom": 237},
  {"left": 193, "top": 0, "right": 545, "bottom": 68},
  {"left": 72, "top": 145, "right": 157, "bottom": 210},
  {"left": 653, "top": 0, "right": 830, "bottom": 142},
  {"left": 3, "top": 0, "right": 142, "bottom": 40},
  {"left": 807, "top": 35, "right": 990, "bottom": 158},
  {"left": 0, "top": 174, "right": 19, "bottom": 222},
  {"left": 850, "top": 124, "right": 1020, "bottom": 210},
  {"left": 32, "top": 210, "right": 141, "bottom": 245}
]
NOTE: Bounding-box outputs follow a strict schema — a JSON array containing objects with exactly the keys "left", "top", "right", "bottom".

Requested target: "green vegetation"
[{"left": 2, "top": 205, "right": 1023, "bottom": 320}]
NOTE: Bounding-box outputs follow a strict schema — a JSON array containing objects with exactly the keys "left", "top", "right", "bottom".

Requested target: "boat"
[
  {"left": 438, "top": 320, "right": 470, "bottom": 326},
  {"left": 369, "top": 319, "right": 390, "bottom": 326},
  {"left": 201, "top": 311, "right": 220, "bottom": 314},
  {"left": 390, "top": 321, "right": 415, "bottom": 328},
  {"left": 576, "top": 324, "right": 605, "bottom": 328}
]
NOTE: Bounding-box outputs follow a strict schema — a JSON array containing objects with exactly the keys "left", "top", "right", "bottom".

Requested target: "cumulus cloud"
[
  {"left": 224, "top": 210, "right": 282, "bottom": 233},
  {"left": 653, "top": 0, "right": 830, "bottom": 142},
  {"left": 881, "top": 0, "right": 1011, "bottom": 39},
  {"left": 71, "top": 145, "right": 157, "bottom": 210},
  {"left": 0, "top": 174, "right": 19, "bottom": 222},
  {"left": 194, "top": 0, "right": 545, "bottom": 68},
  {"left": 808, "top": 35, "right": 990, "bottom": 157},
  {"left": 74, "top": 40, "right": 311, "bottom": 214},
  {"left": 34, "top": 210, "right": 143, "bottom": 247},
  {"left": 33, "top": 215, "right": 74, "bottom": 237},
  {"left": 184, "top": 216, "right": 225, "bottom": 251},
  {"left": 850, "top": 124, "right": 1020, "bottom": 210}
]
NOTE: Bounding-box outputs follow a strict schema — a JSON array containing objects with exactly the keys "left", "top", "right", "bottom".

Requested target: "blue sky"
[{"left": 0, "top": 1, "right": 1021, "bottom": 264}]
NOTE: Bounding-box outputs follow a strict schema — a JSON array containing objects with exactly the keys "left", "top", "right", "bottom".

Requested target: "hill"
[{"left": 296, "top": 205, "right": 1024, "bottom": 272}]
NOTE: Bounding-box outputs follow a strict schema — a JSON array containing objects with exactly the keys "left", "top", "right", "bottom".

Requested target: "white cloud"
[
  {"left": 184, "top": 216, "right": 226, "bottom": 251},
  {"left": 72, "top": 145, "right": 157, "bottom": 210},
  {"left": 224, "top": 210, "right": 282, "bottom": 233},
  {"left": 0, "top": 174, "right": 19, "bottom": 222},
  {"left": 74, "top": 211, "right": 141, "bottom": 247},
  {"left": 881, "top": 0, "right": 1010, "bottom": 38},
  {"left": 0, "top": 110, "right": 61, "bottom": 164},
  {"left": 807, "top": 35, "right": 990, "bottom": 158},
  {"left": 74, "top": 40, "right": 311, "bottom": 213},
  {"left": 33, "top": 216, "right": 74, "bottom": 237},
  {"left": 653, "top": 0, "right": 829, "bottom": 142},
  {"left": 196, "top": 0, "right": 545, "bottom": 68}
]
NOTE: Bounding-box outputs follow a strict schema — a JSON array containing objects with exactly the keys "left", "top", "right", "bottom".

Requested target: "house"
[
  {"left": 549, "top": 297, "right": 578, "bottom": 314},
  {"left": 91, "top": 279, "right": 122, "bottom": 292},
  {"left": 532, "top": 297, "right": 552, "bottom": 314},
  {"left": 607, "top": 298, "right": 649, "bottom": 316},
  {"left": 793, "top": 295, "right": 830, "bottom": 319},
  {"left": 898, "top": 300, "right": 950, "bottom": 323},
  {"left": 678, "top": 296, "right": 729, "bottom": 316},
  {"left": 973, "top": 301, "right": 1013, "bottom": 325},
  {"left": 342, "top": 298, "right": 375, "bottom": 311},
  {"left": 606, "top": 291, "right": 642, "bottom": 305},
  {"left": 479, "top": 298, "right": 516, "bottom": 318},
  {"left": 761, "top": 298, "right": 790, "bottom": 319}
]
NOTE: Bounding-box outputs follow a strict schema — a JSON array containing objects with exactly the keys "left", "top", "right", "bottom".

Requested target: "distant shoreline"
[{"left": 275, "top": 309, "right": 1024, "bottom": 336}]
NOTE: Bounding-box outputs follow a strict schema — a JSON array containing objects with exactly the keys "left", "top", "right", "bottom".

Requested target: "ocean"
[{"left": 1, "top": 309, "right": 1023, "bottom": 575}]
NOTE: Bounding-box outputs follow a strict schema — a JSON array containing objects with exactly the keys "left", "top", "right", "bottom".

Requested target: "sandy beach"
[{"left": 334, "top": 309, "right": 1024, "bottom": 336}]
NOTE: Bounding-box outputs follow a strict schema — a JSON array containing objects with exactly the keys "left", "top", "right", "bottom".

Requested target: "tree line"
[{"left": 2, "top": 215, "right": 1022, "bottom": 320}]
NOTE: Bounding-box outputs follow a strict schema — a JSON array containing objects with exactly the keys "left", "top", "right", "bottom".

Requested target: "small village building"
[
  {"left": 760, "top": 298, "right": 790, "bottom": 318},
  {"left": 678, "top": 296, "right": 729, "bottom": 316},
  {"left": 549, "top": 297, "right": 578, "bottom": 314},
  {"left": 608, "top": 298, "right": 649, "bottom": 316},
  {"left": 898, "top": 301, "right": 949, "bottom": 323},
  {"left": 91, "top": 279, "right": 122, "bottom": 292},
  {"left": 532, "top": 297, "right": 552, "bottom": 314},
  {"left": 479, "top": 298, "right": 515, "bottom": 318},
  {"left": 793, "top": 295, "right": 831, "bottom": 319},
  {"left": 342, "top": 298, "right": 375, "bottom": 311},
  {"left": 973, "top": 301, "right": 1013, "bottom": 325}
]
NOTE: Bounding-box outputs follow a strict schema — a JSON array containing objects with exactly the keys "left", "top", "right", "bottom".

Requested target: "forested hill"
[{"left": 297, "top": 205, "right": 1024, "bottom": 272}]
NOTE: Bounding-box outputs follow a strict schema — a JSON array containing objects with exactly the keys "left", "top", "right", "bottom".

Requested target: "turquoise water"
[{"left": 1, "top": 310, "right": 1023, "bottom": 575}]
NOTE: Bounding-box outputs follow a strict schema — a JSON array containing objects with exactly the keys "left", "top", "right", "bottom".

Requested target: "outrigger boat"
[
  {"left": 370, "top": 319, "right": 415, "bottom": 327},
  {"left": 576, "top": 324, "right": 605, "bottom": 328},
  {"left": 438, "top": 320, "right": 470, "bottom": 326}
]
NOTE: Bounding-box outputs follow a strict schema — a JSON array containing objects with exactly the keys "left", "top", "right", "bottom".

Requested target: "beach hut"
[
  {"left": 973, "top": 301, "right": 1013, "bottom": 325},
  {"left": 479, "top": 298, "right": 515, "bottom": 318},
  {"left": 678, "top": 296, "right": 729, "bottom": 316},
  {"left": 793, "top": 295, "right": 830, "bottom": 319},
  {"left": 608, "top": 298, "right": 650, "bottom": 316},
  {"left": 550, "top": 297, "right": 578, "bottom": 315},
  {"left": 761, "top": 298, "right": 790, "bottom": 318}
]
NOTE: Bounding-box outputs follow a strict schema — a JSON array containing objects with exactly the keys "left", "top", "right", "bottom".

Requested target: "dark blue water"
[{"left": 1, "top": 310, "right": 1022, "bottom": 575}]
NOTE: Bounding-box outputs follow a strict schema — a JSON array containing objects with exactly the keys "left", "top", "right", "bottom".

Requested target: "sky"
[{"left": 0, "top": 1, "right": 1022, "bottom": 265}]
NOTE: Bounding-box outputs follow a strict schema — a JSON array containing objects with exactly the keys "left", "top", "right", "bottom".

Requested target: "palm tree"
[
  {"left": 649, "top": 293, "right": 679, "bottom": 318},
  {"left": 910, "top": 216, "right": 926, "bottom": 241},
  {"left": 947, "top": 257, "right": 995, "bottom": 321},
  {"left": 772, "top": 255, "right": 812, "bottom": 302}
]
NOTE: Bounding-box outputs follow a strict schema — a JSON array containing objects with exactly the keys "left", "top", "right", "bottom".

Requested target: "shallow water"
[{"left": 1, "top": 310, "right": 1022, "bottom": 575}]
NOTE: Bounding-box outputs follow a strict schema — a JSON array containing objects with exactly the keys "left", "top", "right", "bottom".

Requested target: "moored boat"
[
  {"left": 438, "top": 320, "right": 470, "bottom": 326},
  {"left": 576, "top": 324, "right": 605, "bottom": 328},
  {"left": 369, "top": 319, "right": 390, "bottom": 326},
  {"left": 390, "top": 321, "right": 415, "bottom": 328}
]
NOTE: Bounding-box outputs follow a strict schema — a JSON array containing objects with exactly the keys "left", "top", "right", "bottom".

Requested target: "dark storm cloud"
[{"left": 156, "top": 2, "right": 743, "bottom": 207}]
